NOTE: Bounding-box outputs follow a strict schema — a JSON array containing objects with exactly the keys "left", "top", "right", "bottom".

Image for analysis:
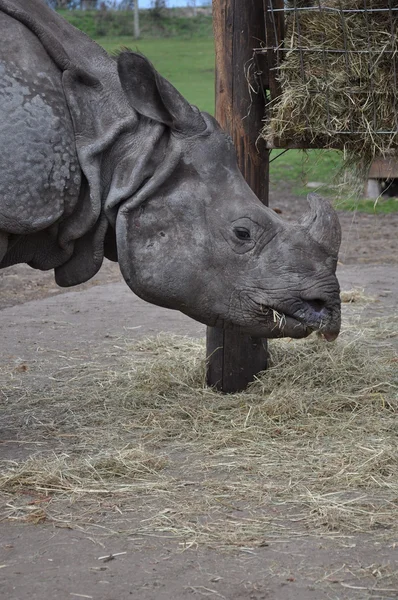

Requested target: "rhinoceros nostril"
[{"left": 305, "top": 298, "right": 327, "bottom": 313}]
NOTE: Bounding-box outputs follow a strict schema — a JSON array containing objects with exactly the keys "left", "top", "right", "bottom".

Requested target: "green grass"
[
  {"left": 335, "top": 196, "right": 398, "bottom": 214},
  {"left": 98, "top": 37, "right": 215, "bottom": 115},
  {"left": 269, "top": 150, "right": 398, "bottom": 212},
  {"left": 269, "top": 149, "right": 343, "bottom": 195}
]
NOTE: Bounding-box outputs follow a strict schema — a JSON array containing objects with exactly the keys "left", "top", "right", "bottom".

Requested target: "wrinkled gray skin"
[{"left": 0, "top": 0, "right": 341, "bottom": 340}]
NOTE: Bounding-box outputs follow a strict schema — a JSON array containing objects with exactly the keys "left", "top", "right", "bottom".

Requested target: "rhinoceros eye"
[{"left": 234, "top": 227, "right": 251, "bottom": 241}]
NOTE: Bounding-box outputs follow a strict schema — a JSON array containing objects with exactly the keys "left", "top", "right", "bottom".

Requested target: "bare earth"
[{"left": 1, "top": 187, "right": 397, "bottom": 600}]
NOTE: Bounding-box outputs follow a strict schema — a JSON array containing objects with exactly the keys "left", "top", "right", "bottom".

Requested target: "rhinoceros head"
[{"left": 114, "top": 53, "right": 341, "bottom": 340}]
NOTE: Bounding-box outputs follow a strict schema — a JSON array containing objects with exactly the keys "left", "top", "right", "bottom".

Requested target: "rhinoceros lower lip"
[
  {"left": 212, "top": 308, "right": 337, "bottom": 340},
  {"left": 260, "top": 306, "right": 311, "bottom": 338},
  {"left": 255, "top": 306, "right": 340, "bottom": 341},
  {"left": 270, "top": 314, "right": 312, "bottom": 338},
  {"left": 234, "top": 313, "right": 310, "bottom": 339},
  {"left": 268, "top": 305, "right": 340, "bottom": 341}
]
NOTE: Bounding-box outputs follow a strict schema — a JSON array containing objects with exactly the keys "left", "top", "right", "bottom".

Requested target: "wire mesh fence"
[{"left": 258, "top": 1, "right": 398, "bottom": 159}]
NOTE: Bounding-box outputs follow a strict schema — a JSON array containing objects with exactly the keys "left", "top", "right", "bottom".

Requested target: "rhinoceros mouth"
[
  {"left": 220, "top": 305, "right": 313, "bottom": 340},
  {"left": 269, "top": 309, "right": 340, "bottom": 341},
  {"left": 233, "top": 315, "right": 310, "bottom": 339},
  {"left": 181, "top": 301, "right": 338, "bottom": 341},
  {"left": 231, "top": 300, "right": 340, "bottom": 341},
  {"left": 265, "top": 306, "right": 340, "bottom": 341}
]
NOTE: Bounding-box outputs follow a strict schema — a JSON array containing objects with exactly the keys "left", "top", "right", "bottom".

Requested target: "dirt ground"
[{"left": 1, "top": 187, "right": 397, "bottom": 600}]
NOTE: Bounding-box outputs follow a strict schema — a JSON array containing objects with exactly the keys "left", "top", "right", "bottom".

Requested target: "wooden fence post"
[
  {"left": 133, "top": 0, "right": 140, "bottom": 39},
  {"left": 206, "top": 0, "right": 269, "bottom": 393}
]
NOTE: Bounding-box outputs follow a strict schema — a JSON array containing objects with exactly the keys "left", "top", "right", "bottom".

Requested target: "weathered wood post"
[
  {"left": 133, "top": 0, "right": 140, "bottom": 40},
  {"left": 206, "top": 0, "right": 269, "bottom": 393}
]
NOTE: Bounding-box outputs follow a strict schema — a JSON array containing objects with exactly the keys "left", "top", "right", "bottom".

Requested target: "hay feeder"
[{"left": 259, "top": 0, "right": 398, "bottom": 168}]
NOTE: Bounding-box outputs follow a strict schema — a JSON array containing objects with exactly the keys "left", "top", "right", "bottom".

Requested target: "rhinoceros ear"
[{"left": 117, "top": 51, "right": 206, "bottom": 136}]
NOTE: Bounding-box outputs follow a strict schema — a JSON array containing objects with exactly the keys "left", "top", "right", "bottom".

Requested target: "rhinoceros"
[{"left": 0, "top": 0, "right": 341, "bottom": 340}]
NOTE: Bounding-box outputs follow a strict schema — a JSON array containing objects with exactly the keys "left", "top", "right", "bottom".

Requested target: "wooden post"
[
  {"left": 206, "top": 0, "right": 269, "bottom": 393},
  {"left": 133, "top": 0, "right": 140, "bottom": 39}
]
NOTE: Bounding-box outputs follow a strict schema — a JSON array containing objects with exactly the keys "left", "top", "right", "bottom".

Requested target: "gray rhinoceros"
[{"left": 0, "top": 0, "right": 341, "bottom": 340}]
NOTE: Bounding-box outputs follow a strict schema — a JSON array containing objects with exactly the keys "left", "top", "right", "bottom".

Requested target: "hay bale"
[{"left": 263, "top": 1, "right": 398, "bottom": 164}]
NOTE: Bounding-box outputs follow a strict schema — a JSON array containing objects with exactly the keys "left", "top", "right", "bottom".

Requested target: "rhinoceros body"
[{"left": 0, "top": 0, "right": 341, "bottom": 340}]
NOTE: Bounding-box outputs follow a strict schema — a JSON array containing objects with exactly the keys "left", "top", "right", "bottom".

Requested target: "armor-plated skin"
[{"left": 0, "top": 0, "right": 342, "bottom": 340}]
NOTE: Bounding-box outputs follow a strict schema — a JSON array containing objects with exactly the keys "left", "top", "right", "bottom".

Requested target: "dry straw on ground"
[
  {"left": 263, "top": 0, "right": 398, "bottom": 167},
  {"left": 0, "top": 309, "right": 397, "bottom": 547},
  {"left": 340, "top": 287, "right": 375, "bottom": 303}
]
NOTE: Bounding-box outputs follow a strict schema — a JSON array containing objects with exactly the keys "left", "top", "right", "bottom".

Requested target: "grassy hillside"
[{"left": 59, "top": 9, "right": 213, "bottom": 39}]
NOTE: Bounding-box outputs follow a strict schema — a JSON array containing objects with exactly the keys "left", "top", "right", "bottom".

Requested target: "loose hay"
[
  {"left": 340, "top": 287, "right": 375, "bottom": 303},
  {"left": 0, "top": 313, "right": 397, "bottom": 547},
  {"left": 262, "top": 1, "right": 398, "bottom": 168}
]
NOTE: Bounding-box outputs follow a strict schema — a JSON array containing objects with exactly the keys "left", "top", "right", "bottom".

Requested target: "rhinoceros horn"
[{"left": 301, "top": 193, "right": 341, "bottom": 257}]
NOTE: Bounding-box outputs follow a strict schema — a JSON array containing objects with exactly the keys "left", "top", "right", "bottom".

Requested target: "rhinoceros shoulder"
[{"left": 0, "top": 11, "right": 81, "bottom": 236}]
